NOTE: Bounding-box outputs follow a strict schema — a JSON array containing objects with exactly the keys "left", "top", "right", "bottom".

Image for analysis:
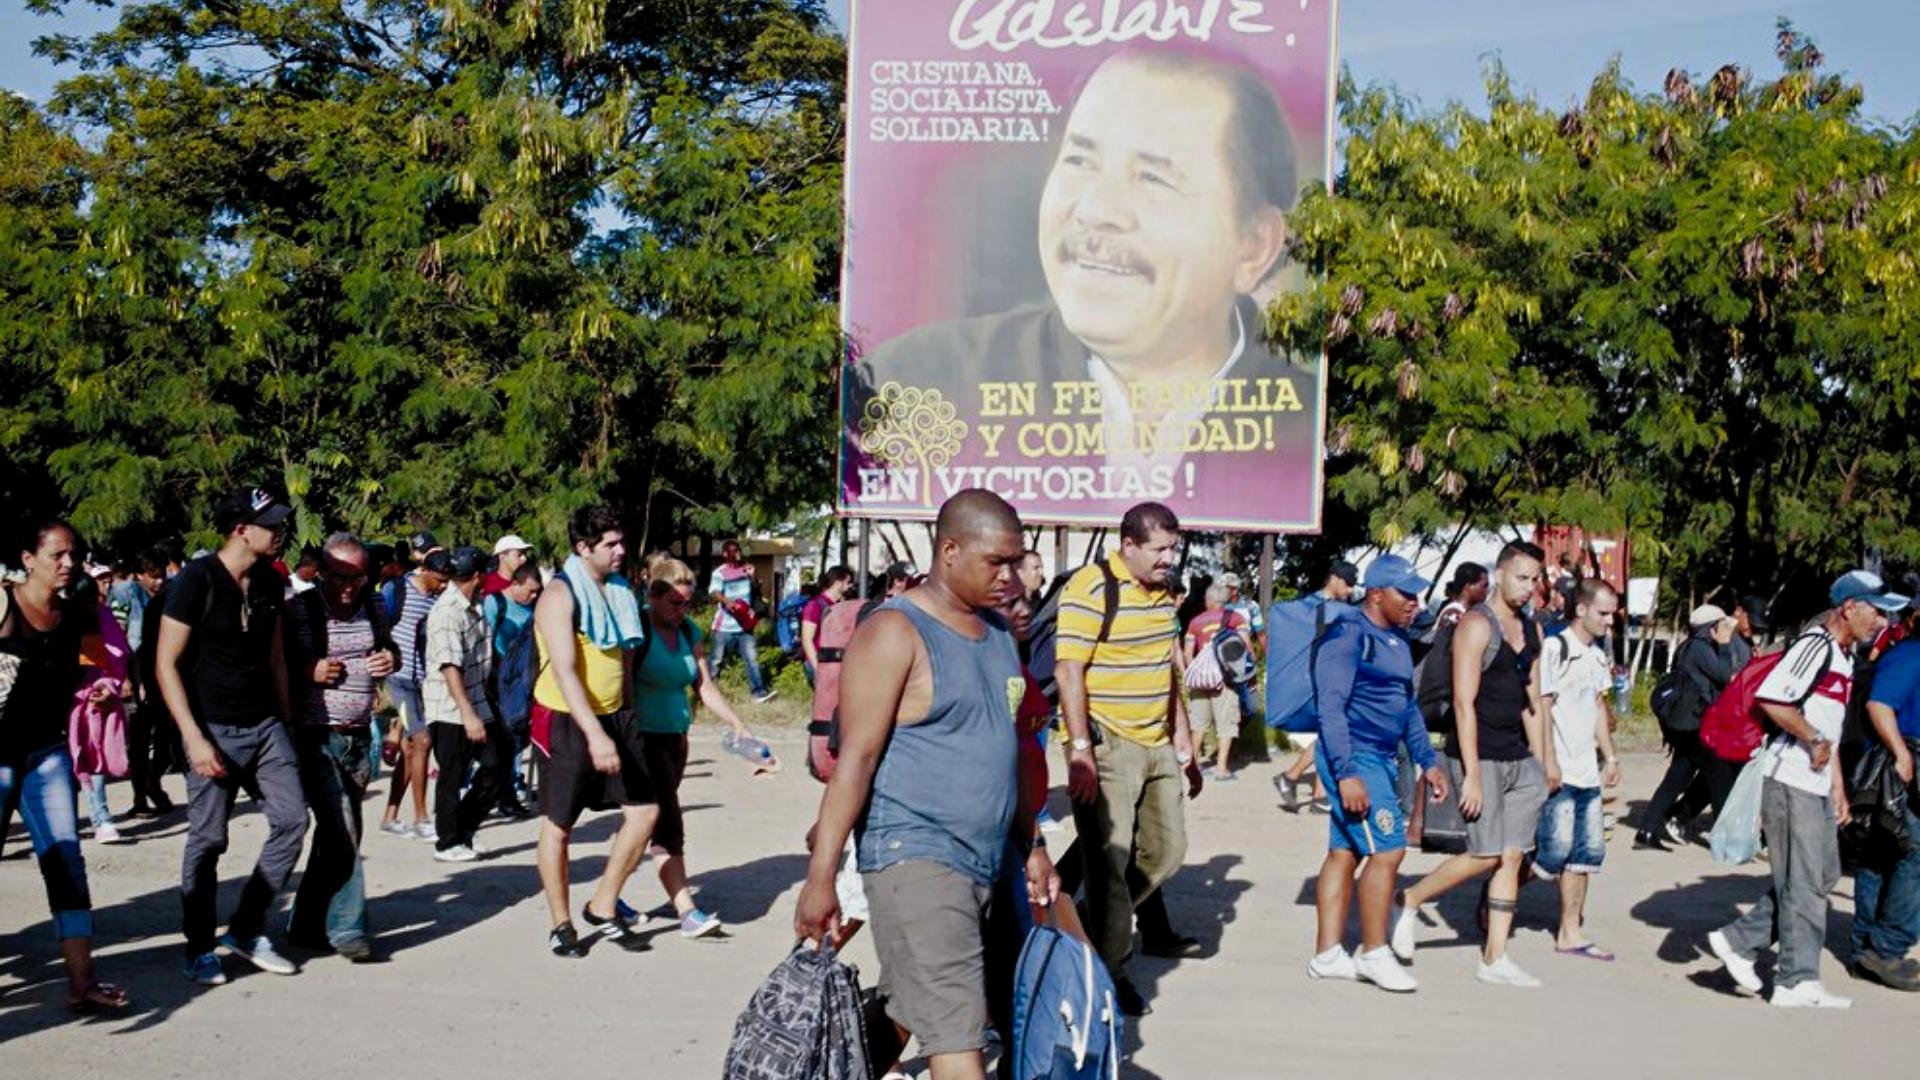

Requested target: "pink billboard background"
[{"left": 838, "top": 0, "right": 1339, "bottom": 532}]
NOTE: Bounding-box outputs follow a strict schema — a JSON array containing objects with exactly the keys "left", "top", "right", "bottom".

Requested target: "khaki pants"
[{"left": 1071, "top": 730, "right": 1188, "bottom": 972}]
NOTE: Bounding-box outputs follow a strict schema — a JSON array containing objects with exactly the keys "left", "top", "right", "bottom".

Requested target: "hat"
[
  {"left": 1220, "top": 571, "right": 1243, "bottom": 589},
  {"left": 409, "top": 530, "right": 441, "bottom": 556},
  {"left": 1360, "top": 554, "right": 1430, "bottom": 597},
  {"left": 1830, "top": 570, "right": 1910, "bottom": 613},
  {"left": 493, "top": 534, "right": 533, "bottom": 556},
  {"left": 84, "top": 559, "right": 113, "bottom": 579},
  {"left": 885, "top": 561, "right": 919, "bottom": 583},
  {"left": 1330, "top": 560, "right": 1359, "bottom": 587},
  {"left": 419, "top": 549, "right": 454, "bottom": 576},
  {"left": 1736, "top": 594, "right": 1771, "bottom": 632},
  {"left": 1688, "top": 604, "right": 1728, "bottom": 629},
  {"left": 448, "top": 546, "right": 488, "bottom": 579},
  {"left": 213, "top": 486, "right": 293, "bottom": 533}
]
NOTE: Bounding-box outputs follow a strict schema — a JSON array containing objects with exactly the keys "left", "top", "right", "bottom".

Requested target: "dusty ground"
[{"left": 2, "top": 734, "right": 1910, "bottom": 1078}]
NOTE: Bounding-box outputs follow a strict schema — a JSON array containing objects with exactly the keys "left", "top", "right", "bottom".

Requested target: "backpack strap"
[{"left": 1094, "top": 560, "right": 1120, "bottom": 645}]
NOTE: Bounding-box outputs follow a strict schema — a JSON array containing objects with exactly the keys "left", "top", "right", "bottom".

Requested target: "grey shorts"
[
  {"left": 1449, "top": 755, "right": 1548, "bottom": 856},
  {"left": 862, "top": 859, "right": 993, "bottom": 1057}
]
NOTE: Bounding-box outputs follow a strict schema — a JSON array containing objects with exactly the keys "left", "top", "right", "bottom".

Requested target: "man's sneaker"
[
  {"left": 1772, "top": 980, "right": 1853, "bottom": 1009},
  {"left": 1354, "top": 946, "right": 1419, "bottom": 992},
  {"left": 333, "top": 936, "right": 375, "bottom": 963},
  {"left": 432, "top": 844, "right": 478, "bottom": 862},
  {"left": 1389, "top": 901, "right": 1418, "bottom": 961},
  {"left": 753, "top": 689, "right": 778, "bottom": 704},
  {"left": 1308, "top": 797, "right": 1332, "bottom": 814},
  {"left": 1852, "top": 951, "right": 1920, "bottom": 991},
  {"left": 184, "top": 952, "right": 227, "bottom": 986},
  {"left": 1306, "top": 946, "right": 1357, "bottom": 981},
  {"left": 469, "top": 836, "right": 491, "bottom": 857},
  {"left": 1663, "top": 819, "right": 1689, "bottom": 846},
  {"left": 413, "top": 821, "right": 437, "bottom": 842},
  {"left": 1272, "top": 774, "right": 1299, "bottom": 811},
  {"left": 615, "top": 897, "right": 646, "bottom": 923},
  {"left": 549, "top": 922, "right": 587, "bottom": 958},
  {"left": 1707, "top": 929, "right": 1763, "bottom": 994},
  {"left": 680, "top": 909, "right": 725, "bottom": 938},
  {"left": 1632, "top": 829, "right": 1671, "bottom": 852},
  {"left": 581, "top": 902, "right": 634, "bottom": 939},
  {"left": 219, "top": 933, "right": 298, "bottom": 975},
  {"left": 93, "top": 822, "right": 126, "bottom": 844},
  {"left": 1475, "top": 954, "right": 1542, "bottom": 988},
  {"left": 379, "top": 819, "right": 410, "bottom": 837}
]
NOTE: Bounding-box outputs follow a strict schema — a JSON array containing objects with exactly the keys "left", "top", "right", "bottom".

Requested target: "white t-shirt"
[
  {"left": 1542, "top": 632, "right": 1610, "bottom": 789},
  {"left": 1755, "top": 629, "right": 1852, "bottom": 798}
]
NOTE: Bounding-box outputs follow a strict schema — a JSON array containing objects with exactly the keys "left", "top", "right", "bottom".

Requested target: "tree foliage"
[
  {"left": 1273, "top": 22, "right": 1920, "bottom": 612},
  {"left": 4, "top": 0, "right": 844, "bottom": 555}
]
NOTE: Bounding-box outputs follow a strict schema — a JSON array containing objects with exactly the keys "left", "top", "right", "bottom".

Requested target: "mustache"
[{"left": 1056, "top": 233, "right": 1156, "bottom": 281}]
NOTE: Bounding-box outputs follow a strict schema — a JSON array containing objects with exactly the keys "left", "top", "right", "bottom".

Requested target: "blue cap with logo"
[
  {"left": 1830, "top": 570, "right": 1910, "bottom": 613},
  {"left": 1361, "top": 554, "right": 1431, "bottom": 597}
]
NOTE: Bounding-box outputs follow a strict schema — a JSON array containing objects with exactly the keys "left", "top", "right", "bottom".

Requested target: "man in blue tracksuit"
[{"left": 1306, "top": 554, "right": 1452, "bottom": 993}]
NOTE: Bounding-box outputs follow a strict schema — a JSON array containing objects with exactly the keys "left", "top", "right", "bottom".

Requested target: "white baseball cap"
[{"left": 493, "top": 534, "right": 533, "bottom": 556}]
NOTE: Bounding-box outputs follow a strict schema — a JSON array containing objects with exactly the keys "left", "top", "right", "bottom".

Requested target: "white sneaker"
[
  {"left": 1475, "top": 954, "right": 1543, "bottom": 988},
  {"left": 94, "top": 822, "right": 126, "bottom": 844},
  {"left": 413, "top": 821, "right": 437, "bottom": 842},
  {"left": 433, "top": 844, "right": 478, "bottom": 863},
  {"left": 1354, "top": 946, "right": 1419, "bottom": 992},
  {"left": 468, "top": 837, "right": 491, "bottom": 857},
  {"left": 379, "top": 820, "right": 410, "bottom": 837},
  {"left": 1772, "top": 980, "right": 1852, "bottom": 1009},
  {"left": 1707, "top": 930, "right": 1763, "bottom": 994},
  {"left": 219, "top": 933, "right": 298, "bottom": 975},
  {"left": 1389, "top": 902, "right": 1418, "bottom": 961},
  {"left": 1306, "top": 946, "right": 1357, "bottom": 981}
]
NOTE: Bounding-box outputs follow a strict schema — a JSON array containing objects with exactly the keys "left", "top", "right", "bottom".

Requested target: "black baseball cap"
[
  {"left": 409, "top": 530, "right": 441, "bottom": 556},
  {"left": 447, "top": 545, "right": 488, "bottom": 579},
  {"left": 1737, "top": 594, "right": 1771, "bottom": 633},
  {"left": 213, "top": 486, "right": 293, "bottom": 533},
  {"left": 419, "top": 549, "right": 455, "bottom": 576},
  {"left": 1329, "top": 560, "right": 1359, "bottom": 587},
  {"left": 885, "top": 561, "right": 920, "bottom": 584}
]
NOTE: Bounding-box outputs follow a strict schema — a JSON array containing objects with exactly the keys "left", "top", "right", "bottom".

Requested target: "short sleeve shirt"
[
  {"left": 1183, "top": 609, "right": 1245, "bottom": 655},
  {"left": 1541, "top": 632, "right": 1610, "bottom": 788},
  {"left": 162, "top": 554, "right": 284, "bottom": 728},
  {"left": 801, "top": 594, "right": 833, "bottom": 633},
  {"left": 1056, "top": 554, "right": 1177, "bottom": 748},
  {"left": 1868, "top": 638, "right": 1920, "bottom": 740},
  {"left": 709, "top": 565, "right": 754, "bottom": 634},
  {"left": 1756, "top": 629, "right": 1851, "bottom": 797},
  {"left": 422, "top": 587, "right": 495, "bottom": 726},
  {"left": 287, "top": 591, "right": 381, "bottom": 726}
]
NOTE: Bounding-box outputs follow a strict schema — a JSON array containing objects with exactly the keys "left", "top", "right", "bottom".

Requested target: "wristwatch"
[
  {"left": 1030, "top": 834, "right": 1048, "bottom": 851},
  {"left": 1070, "top": 736, "right": 1093, "bottom": 752}
]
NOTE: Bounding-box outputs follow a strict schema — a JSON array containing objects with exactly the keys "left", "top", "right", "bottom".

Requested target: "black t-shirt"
[
  {"left": 0, "top": 586, "right": 86, "bottom": 765},
  {"left": 1471, "top": 628, "right": 1538, "bottom": 762},
  {"left": 162, "top": 554, "right": 284, "bottom": 728}
]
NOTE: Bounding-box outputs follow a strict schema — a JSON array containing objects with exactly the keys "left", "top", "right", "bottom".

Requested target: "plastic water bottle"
[{"left": 723, "top": 730, "right": 774, "bottom": 767}]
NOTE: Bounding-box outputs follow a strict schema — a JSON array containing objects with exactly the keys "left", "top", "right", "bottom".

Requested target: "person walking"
[
  {"left": 1306, "top": 555, "right": 1448, "bottom": 992},
  {"left": 1708, "top": 571, "right": 1907, "bottom": 1008},
  {"left": 283, "top": 532, "right": 396, "bottom": 961},
  {"left": 424, "top": 547, "right": 508, "bottom": 862},
  {"left": 377, "top": 548, "right": 449, "bottom": 840},
  {"left": 484, "top": 562, "right": 543, "bottom": 816},
  {"left": 707, "top": 539, "right": 774, "bottom": 703},
  {"left": 1636, "top": 606, "right": 1736, "bottom": 850},
  {"left": 1853, "top": 614, "right": 1920, "bottom": 991},
  {"left": 1183, "top": 582, "right": 1248, "bottom": 780},
  {"left": 154, "top": 486, "right": 310, "bottom": 985},
  {"left": 2, "top": 520, "right": 130, "bottom": 1010}
]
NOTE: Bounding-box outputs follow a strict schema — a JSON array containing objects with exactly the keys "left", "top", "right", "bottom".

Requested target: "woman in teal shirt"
[{"left": 635, "top": 556, "right": 753, "bottom": 938}]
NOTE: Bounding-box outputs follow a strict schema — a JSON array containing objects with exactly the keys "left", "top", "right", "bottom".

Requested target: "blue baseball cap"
[
  {"left": 1361, "top": 554, "right": 1431, "bottom": 597},
  {"left": 1830, "top": 570, "right": 1910, "bottom": 613}
]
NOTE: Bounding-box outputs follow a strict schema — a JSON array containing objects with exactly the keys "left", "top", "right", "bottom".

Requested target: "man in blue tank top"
[{"left": 796, "top": 490, "right": 1057, "bottom": 1080}]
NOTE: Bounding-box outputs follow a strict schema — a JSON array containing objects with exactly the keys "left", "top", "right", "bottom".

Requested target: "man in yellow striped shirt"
[{"left": 1057, "top": 502, "right": 1202, "bottom": 1016}]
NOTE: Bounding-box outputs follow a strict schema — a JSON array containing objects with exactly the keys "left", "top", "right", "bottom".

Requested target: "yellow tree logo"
[{"left": 857, "top": 382, "right": 969, "bottom": 508}]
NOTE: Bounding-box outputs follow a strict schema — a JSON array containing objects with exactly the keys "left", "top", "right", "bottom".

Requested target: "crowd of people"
[{"left": 6, "top": 486, "right": 1920, "bottom": 1071}]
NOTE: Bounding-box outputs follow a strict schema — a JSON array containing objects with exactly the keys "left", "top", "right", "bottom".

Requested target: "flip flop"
[
  {"left": 68, "top": 980, "right": 130, "bottom": 1012},
  {"left": 1556, "top": 943, "right": 1616, "bottom": 962}
]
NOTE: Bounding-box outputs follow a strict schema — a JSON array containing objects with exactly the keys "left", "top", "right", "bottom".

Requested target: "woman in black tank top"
[{"left": 0, "top": 520, "right": 129, "bottom": 1010}]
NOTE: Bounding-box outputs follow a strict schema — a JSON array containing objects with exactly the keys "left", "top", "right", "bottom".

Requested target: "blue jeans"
[
  {"left": 82, "top": 772, "right": 112, "bottom": 830},
  {"left": 1854, "top": 802, "right": 1920, "bottom": 962},
  {"left": 290, "top": 726, "right": 371, "bottom": 949},
  {"left": 1535, "top": 784, "right": 1606, "bottom": 876},
  {"left": 710, "top": 629, "right": 768, "bottom": 696},
  {"left": 0, "top": 744, "right": 93, "bottom": 939}
]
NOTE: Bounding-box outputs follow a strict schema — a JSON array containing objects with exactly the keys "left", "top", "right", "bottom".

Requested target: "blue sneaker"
[
  {"left": 184, "top": 952, "right": 227, "bottom": 986},
  {"left": 679, "top": 909, "right": 724, "bottom": 938},
  {"left": 615, "top": 897, "right": 641, "bottom": 923}
]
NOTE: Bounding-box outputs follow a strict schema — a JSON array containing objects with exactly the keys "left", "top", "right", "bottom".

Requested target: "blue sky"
[{"left": 6, "top": 1, "right": 1916, "bottom": 127}]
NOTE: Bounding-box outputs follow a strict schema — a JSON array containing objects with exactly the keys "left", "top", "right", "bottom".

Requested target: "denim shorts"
[
  {"left": 1535, "top": 784, "right": 1605, "bottom": 876},
  {"left": 1314, "top": 745, "right": 1406, "bottom": 855}
]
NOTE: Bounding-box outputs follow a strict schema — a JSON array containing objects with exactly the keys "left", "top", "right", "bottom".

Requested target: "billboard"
[{"left": 836, "top": 0, "right": 1339, "bottom": 532}]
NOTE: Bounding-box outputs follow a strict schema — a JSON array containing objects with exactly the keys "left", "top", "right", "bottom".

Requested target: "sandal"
[
  {"left": 1556, "top": 942, "right": 1616, "bottom": 962},
  {"left": 68, "top": 980, "right": 130, "bottom": 1012}
]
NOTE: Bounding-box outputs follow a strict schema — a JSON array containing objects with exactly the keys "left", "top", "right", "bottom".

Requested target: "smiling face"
[{"left": 1037, "top": 58, "right": 1283, "bottom": 373}]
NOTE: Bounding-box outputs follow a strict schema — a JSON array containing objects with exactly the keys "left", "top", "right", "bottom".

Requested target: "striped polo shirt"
[{"left": 1057, "top": 553, "right": 1178, "bottom": 748}]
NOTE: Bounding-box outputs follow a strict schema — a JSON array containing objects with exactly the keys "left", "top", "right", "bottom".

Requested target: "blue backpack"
[
  {"left": 1263, "top": 595, "right": 1360, "bottom": 733},
  {"left": 775, "top": 592, "right": 809, "bottom": 658},
  {"left": 1011, "top": 919, "right": 1122, "bottom": 1080}
]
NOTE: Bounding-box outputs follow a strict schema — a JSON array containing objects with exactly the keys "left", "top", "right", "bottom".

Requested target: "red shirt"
[
  {"left": 1014, "top": 668, "right": 1051, "bottom": 818},
  {"left": 482, "top": 572, "right": 511, "bottom": 597},
  {"left": 1184, "top": 609, "right": 1245, "bottom": 655}
]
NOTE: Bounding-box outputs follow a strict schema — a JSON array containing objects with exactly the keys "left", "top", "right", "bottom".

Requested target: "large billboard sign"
[{"left": 837, "top": 0, "right": 1339, "bottom": 531}]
